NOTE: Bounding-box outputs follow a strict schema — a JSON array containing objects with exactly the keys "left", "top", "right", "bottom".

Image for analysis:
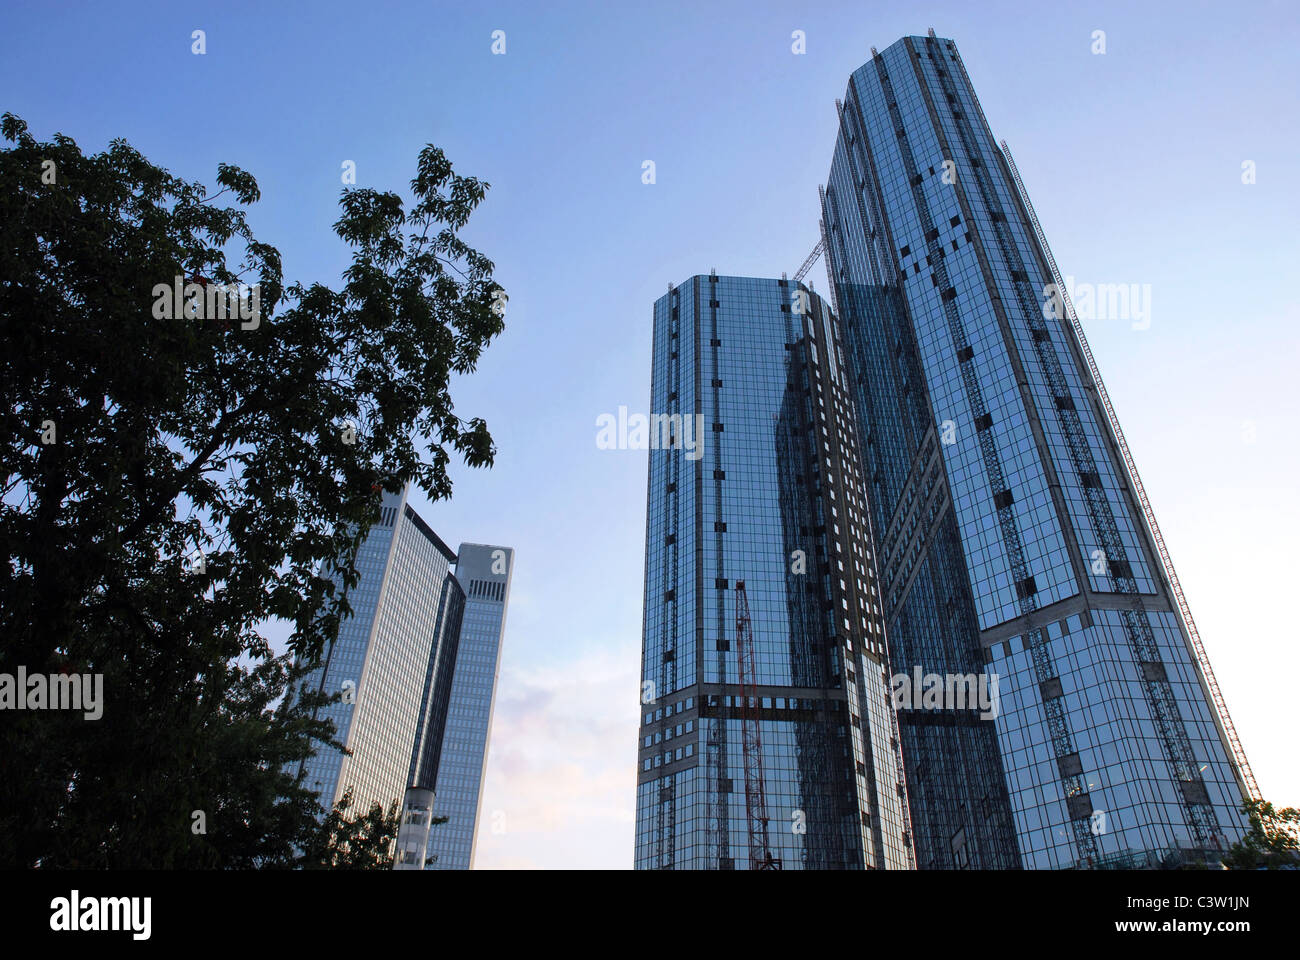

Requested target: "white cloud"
[{"left": 472, "top": 642, "right": 640, "bottom": 869}]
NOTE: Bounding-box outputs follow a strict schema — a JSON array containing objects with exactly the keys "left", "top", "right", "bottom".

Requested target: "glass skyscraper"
[
  {"left": 424, "top": 543, "right": 514, "bottom": 870},
  {"left": 290, "top": 487, "right": 512, "bottom": 870},
  {"left": 635, "top": 274, "right": 913, "bottom": 870},
  {"left": 294, "top": 486, "right": 462, "bottom": 820},
  {"left": 820, "top": 33, "right": 1252, "bottom": 868}
]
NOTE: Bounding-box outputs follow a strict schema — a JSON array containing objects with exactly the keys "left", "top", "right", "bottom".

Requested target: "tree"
[
  {"left": 298, "top": 790, "right": 402, "bottom": 870},
  {"left": 297, "top": 790, "right": 449, "bottom": 870},
  {"left": 0, "top": 112, "right": 505, "bottom": 867},
  {"left": 1221, "top": 799, "right": 1300, "bottom": 870}
]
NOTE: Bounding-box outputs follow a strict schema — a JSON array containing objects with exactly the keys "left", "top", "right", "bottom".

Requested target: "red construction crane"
[{"left": 734, "top": 581, "right": 781, "bottom": 870}]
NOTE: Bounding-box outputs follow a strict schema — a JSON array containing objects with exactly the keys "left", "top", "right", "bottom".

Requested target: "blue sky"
[{"left": 4, "top": 0, "right": 1297, "bottom": 868}]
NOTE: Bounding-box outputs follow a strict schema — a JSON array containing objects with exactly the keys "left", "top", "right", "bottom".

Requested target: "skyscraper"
[
  {"left": 290, "top": 487, "right": 512, "bottom": 870},
  {"left": 294, "top": 486, "right": 463, "bottom": 822},
  {"left": 634, "top": 274, "right": 912, "bottom": 870},
  {"left": 820, "top": 33, "right": 1253, "bottom": 868},
  {"left": 424, "top": 543, "right": 514, "bottom": 870}
]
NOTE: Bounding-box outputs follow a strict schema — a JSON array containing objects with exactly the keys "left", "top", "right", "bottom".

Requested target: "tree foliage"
[
  {"left": 0, "top": 112, "right": 504, "bottom": 867},
  {"left": 297, "top": 789, "right": 448, "bottom": 870},
  {"left": 1221, "top": 799, "right": 1300, "bottom": 870},
  {"left": 297, "top": 789, "right": 401, "bottom": 870}
]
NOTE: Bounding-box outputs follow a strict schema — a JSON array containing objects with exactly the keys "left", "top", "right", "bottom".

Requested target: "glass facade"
[
  {"left": 821, "top": 34, "right": 1250, "bottom": 868},
  {"left": 294, "top": 486, "right": 461, "bottom": 816},
  {"left": 425, "top": 544, "right": 513, "bottom": 870},
  {"left": 635, "top": 275, "right": 912, "bottom": 870},
  {"left": 291, "top": 490, "right": 512, "bottom": 871}
]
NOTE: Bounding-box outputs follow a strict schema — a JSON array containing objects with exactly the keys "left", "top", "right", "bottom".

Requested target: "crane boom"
[
  {"left": 735, "top": 581, "right": 780, "bottom": 869},
  {"left": 792, "top": 240, "right": 824, "bottom": 283}
]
